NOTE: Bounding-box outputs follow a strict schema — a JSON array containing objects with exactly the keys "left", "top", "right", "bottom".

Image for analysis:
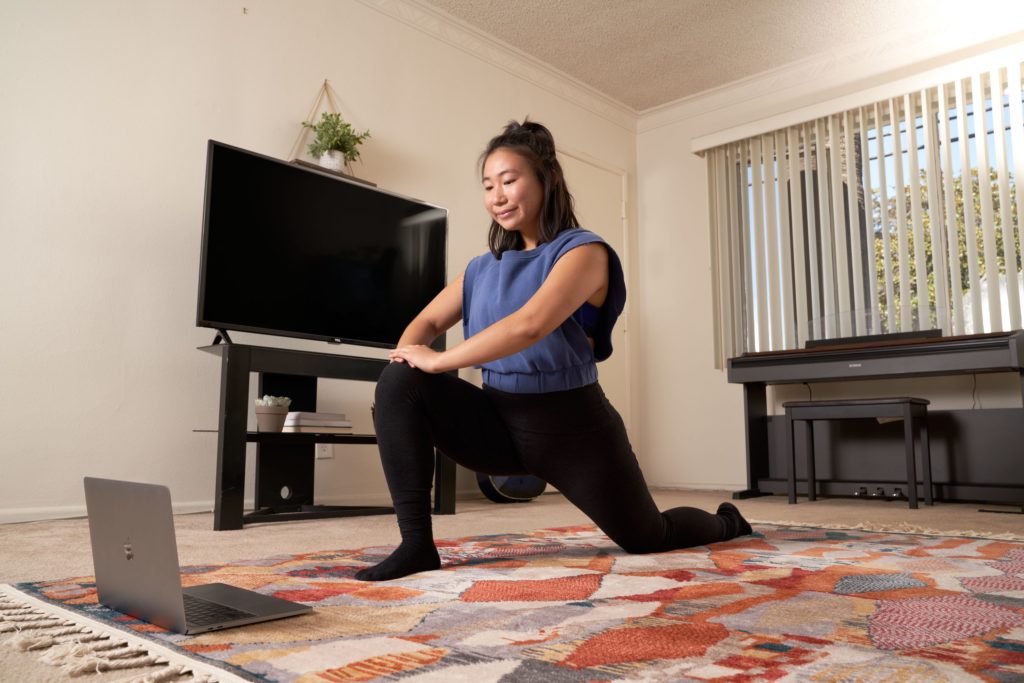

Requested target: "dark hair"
[{"left": 480, "top": 119, "right": 580, "bottom": 257}]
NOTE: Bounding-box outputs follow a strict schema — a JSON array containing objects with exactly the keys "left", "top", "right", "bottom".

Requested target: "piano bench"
[{"left": 782, "top": 397, "right": 933, "bottom": 509}]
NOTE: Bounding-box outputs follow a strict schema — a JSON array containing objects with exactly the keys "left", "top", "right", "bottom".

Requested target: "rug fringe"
[
  {"left": 39, "top": 636, "right": 110, "bottom": 666},
  {"left": 64, "top": 653, "right": 167, "bottom": 677},
  {"left": 0, "top": 584, "right": 244, "bottom": 682}
]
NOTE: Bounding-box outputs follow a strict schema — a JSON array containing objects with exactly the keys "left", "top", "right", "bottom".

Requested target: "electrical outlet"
[{"left": 316, "top": 444, "right": 334, "bottom": 460}]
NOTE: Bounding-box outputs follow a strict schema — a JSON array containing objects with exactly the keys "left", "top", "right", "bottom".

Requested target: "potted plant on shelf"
[
  {"left": 302, "top": 112, "right": 371, "bottom": 172},
  {"left": 254, "top": 395, "right": 291, "bottom": 432}
]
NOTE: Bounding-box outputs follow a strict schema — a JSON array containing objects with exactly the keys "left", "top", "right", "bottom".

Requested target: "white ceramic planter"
[{"left": 318, "top": 150, "right": 345, "bottom": 172}]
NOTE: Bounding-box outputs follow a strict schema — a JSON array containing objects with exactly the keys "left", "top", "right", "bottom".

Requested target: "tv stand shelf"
[
  {"left": 245, "top": 432, "right": 378, "bottom": 445},
  {"left": 201, "top": 343, "right": 456, "bottom": 530}
]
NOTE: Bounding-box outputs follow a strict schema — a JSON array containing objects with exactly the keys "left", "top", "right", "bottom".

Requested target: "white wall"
[
  {"left": 0, "top": 0, "right": 636, "bottom": 521},
  {"left": 633, "top": 25, "right": 1024, "bottom": 490},
  {"left": 3, "top": 1, "right": 1022, "bottom": 522}
]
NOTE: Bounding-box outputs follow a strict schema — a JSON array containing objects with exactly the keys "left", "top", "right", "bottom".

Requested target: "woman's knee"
[
  {"left": 616, "top": 537, "right": 663, "bottom": 555},
  {"left": 375, "top": 362, "right": 425, "bottom": 406},
  {"left": 603, "top": 522, "right": 666, "bottom": 555}
]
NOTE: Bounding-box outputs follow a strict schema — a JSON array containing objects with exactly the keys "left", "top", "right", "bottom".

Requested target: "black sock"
[
  {"left": 354, "top": 539, "right": 440, "bottom": 581},
  {"left": 717, "top": 502, "right": 753, "bottom": 538}
]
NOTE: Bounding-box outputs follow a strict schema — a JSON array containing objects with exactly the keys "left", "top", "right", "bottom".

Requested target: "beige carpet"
[{"left": 1, "top": 489, "right": 1020, "bottom": 681}]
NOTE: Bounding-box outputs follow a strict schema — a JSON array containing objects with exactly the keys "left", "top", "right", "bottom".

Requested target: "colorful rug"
[{"left": 4, "top": 524, "right": 1024, "bottom": 681}]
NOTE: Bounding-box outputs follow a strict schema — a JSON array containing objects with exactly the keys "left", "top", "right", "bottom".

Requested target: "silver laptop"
[{"left": 83, "top": 477, "right": 312, "bottom": 634}]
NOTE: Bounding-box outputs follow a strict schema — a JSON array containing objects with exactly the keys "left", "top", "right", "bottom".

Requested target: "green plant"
[
  {"left": 255, "top": 395, "right": 291, "bottom": 408},
  {"left": 302, "top": 112, "right": 370, "bottom": 164}
]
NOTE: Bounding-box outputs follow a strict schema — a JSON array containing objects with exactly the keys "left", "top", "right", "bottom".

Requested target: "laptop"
[{"left": 83, "top": 477, "right": 312, "bottom": 634}]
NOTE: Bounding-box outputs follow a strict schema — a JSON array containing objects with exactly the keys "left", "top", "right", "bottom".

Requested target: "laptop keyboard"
[{"left": 183, "top": 593, "right": 255, "bottom": 626}]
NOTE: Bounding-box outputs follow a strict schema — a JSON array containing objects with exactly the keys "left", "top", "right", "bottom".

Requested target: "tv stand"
[
  {"left": 200, "top": 343, "right": 456, "bottom": 530},
  {"left": 212, "top": 329, "right": 233, "bottom": 345}
]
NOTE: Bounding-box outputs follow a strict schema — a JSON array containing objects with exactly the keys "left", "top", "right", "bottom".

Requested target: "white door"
[{"left": 560, "top": 153, "right": 630, "bottom": 434}]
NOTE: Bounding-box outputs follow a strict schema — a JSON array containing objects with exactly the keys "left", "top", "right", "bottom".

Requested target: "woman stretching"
[{"left": 355, "top": 120, "right": 751, "bottom": 582}]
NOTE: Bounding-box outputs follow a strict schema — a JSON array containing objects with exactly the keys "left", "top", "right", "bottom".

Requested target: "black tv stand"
[
  {"left": 200, "top": 343, "right": 456, "bottom": 530},
  {"left": 212, "top": 329, "right": 233, "bottom": 345}
]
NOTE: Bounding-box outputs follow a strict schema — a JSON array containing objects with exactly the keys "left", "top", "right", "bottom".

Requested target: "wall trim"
[
  {"left": 691, "top": 39, "right": 1024, "bottom": 153},
  {"left": 0, "top": 489, "right": 486, "bottom": 525},
  {"left": 355, "top": 0, "right": 638, "bottom": 132},
  {"left": 639, "top": 27, "right": 1024, "bottom": 140},
  {"left": 651, "top": 482, "right": 746, "bottom": 493},
  {"left": 0, "top": 501, "right": 215, "bottom": 525}
]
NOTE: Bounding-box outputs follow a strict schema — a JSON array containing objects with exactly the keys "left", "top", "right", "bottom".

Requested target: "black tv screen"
[{"left": 197, "top": 141, "right": 447, "bottom": 347}]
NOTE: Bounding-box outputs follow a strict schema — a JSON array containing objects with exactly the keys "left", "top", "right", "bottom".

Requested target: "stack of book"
[{"left": 282, "top": 412, "right": 353, "bottom": 433}]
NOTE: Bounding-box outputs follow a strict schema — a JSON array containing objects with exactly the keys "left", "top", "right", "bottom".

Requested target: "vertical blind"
[{"left": 708, "top": 58, "right": 1024, "bottom": 365}]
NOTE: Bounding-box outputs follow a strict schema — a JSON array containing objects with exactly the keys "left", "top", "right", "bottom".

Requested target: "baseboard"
[
  {"left": 649, "top": 482, "right": 747, "bottom": 493},
  {"left": 0, "top": 500, "right": 224, "bottom": 525},
  {"left": 0, "top": 488, "right": 487, "bottom": 524},
  {"left": 0, "top": 505, "right": 90, "bottom": 524},
  {"left": 315, "top": 486, "right": 484, "bottom": 505}
]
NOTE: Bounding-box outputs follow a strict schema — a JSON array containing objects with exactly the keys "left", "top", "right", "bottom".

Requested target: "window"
[{"left": 708, "top": 61, "right": 1024, "bottom": 364}]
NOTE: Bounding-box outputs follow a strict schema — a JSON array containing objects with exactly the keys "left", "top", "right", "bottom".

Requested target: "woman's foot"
[
  {"left": 717, "top": 502, "right": 753, "bottom": 538},
  {"left": 354, "top": 540, "right": 440, "bottom": 581}
]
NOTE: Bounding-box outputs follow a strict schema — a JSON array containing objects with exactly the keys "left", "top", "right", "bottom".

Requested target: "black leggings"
[{"left": 373, "top": 362, "right": 732, "bottom": 553}]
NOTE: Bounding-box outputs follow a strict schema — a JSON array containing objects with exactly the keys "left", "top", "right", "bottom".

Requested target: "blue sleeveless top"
[{"left": 462, "top": 228, "right": 626, "bottom": 393}]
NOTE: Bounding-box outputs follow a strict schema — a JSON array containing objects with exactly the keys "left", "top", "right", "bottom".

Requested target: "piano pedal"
[
  {"left": 853, "top": 486, "right": 869, "bottom": 498},
  {"left": 870, "top": 487, "right": 886, "bottom": 499},
  {"left": 890, "top": 487, "right": 906, "bottom": 501}
]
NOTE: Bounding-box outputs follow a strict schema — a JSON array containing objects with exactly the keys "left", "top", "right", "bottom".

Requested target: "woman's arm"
[
  {"left": 393, "top": 273, "right": 464, "bottom": 348},
  {"left": 391, "top": 243, "right": 607, "bottom": 372}
]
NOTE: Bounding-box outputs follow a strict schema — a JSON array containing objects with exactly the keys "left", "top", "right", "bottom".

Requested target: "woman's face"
[{"left": 482, "top": 148, "right": 543, "bottom": 241}]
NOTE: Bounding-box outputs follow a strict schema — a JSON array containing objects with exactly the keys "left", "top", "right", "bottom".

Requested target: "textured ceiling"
[{"left": 420, "top": 0, "right": 1005, "bottom": 111}]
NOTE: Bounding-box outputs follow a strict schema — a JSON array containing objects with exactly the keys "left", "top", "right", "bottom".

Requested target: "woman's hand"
[{"left": 389, "top": 345, "right": 446, "bottom": 373}]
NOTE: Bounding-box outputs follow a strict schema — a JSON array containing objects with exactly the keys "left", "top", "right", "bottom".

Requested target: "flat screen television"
[{"left": 196, "top": 140, "right": 447, "bottom": 348}]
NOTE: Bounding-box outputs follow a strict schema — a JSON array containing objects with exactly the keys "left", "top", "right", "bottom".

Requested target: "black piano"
[{"left": 727, "top": 330, "right": 1024, "bottom": 505}]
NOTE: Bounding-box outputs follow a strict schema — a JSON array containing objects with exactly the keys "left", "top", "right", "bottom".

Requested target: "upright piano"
[{"left": 727, "top": 330, "right": 1024, "bottom": 503}]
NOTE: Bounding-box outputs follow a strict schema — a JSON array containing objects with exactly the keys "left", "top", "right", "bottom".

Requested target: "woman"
[{"left": 355, "top": 120, "right": 751, "bottom": 582}]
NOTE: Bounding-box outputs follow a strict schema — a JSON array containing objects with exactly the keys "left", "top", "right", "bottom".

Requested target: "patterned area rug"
[{"left": 4, "top": 524, "right": 1024, "bottom": 682}]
